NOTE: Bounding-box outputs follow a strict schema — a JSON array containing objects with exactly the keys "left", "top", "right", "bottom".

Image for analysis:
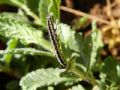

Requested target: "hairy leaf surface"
[
  {"left": 1, "top": 48, "right": 54, "bottom": 57},
  {"left": 20, "top": 68, "right": 75, "bottom": 90},
  {"left": 0, "top": 16, "right": 53, "bottom": 52}
]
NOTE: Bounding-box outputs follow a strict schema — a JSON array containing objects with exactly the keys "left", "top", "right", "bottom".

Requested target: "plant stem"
[
  {"left": 21, "top": 5, "right": 41, "bottom": 25},
  {"left": 72, "top": 67, "right": 97, "bottom": 85},
  {"left": 66, "top": 58, "right": 97, "bottom": 85}
]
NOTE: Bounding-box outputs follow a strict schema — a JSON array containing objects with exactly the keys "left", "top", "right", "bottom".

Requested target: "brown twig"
[{"left": 60, "top": 6, "right": 110, "bottom": 25}]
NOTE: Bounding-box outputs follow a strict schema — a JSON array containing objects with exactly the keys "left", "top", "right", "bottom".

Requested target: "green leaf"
[
  {"left": 0, "top": 0, "right": 26, "bottom": 7},
  {"left": 39, "top": 0, "right": 50, "bottom": 26},
  {"left": 0, "top": 0, "right": 40, "bottom": 24},
  {"left": 90, "top": 21, "right": 103, "bottom": 69},
  {"left": 20, "top": 68, "right": 75, "bottom": 90},
  {"left": 48, "top": 0, "right": 61, "bottom": 21},
  {"left": 39, "top": 0, "right": 61, "bottom": 27},
  {"left": 59, "top": 22, "right": 102, "bottom": 70},
  {"left": 25, "top": 0, "right": 40, "bottom": 14},
  {"left": 2, "top": 0, "right": 40, "bottom": 14},
  {"left": 10, "top": 0, "right": 25, "bottom": 6},
  {"left": 1, "top": 38, "right": 18, "bottom": 64},
  {"left": 116, "top": 65, "right": 120, "bottom": 80},
  {"left": 0, "top": 16, "right": 53, "bottom": 52},
  {"left": 72, "top": 16, "right": 89, "bottom": 30},
  {"left": 69, "top": 85, "right": 85, "bottom": 90},
  {"left": 59, "top": 23, "right": 90, "bottom": 68},
  {"left": 1, "top": 48, "right": 54, "bottom": 57},
  {"left": 101, "top": 56, "right": 120, "bottom": 83},
  {"left": 75, "top": 21, "right": 102, "bottom": 69},
  {"left": 0, "top": 12, "right": 28, "bottom": 23},
  {"left": 59, "top": 23, "right": 80, "bottom": 52}
]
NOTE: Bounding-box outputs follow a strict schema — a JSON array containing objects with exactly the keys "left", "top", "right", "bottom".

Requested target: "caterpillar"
[{"left": 47, "top": 15, "right": 66, "bottom": 68}]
